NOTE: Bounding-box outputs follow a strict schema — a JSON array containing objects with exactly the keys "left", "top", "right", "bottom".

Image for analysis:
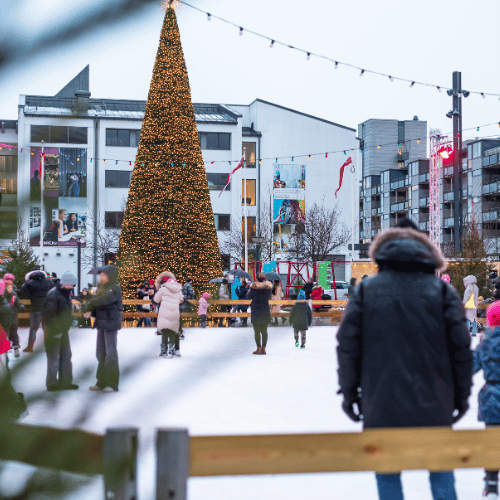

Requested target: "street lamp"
[{"left": 251, "top": 236, "right": 266, "bottom": 264}]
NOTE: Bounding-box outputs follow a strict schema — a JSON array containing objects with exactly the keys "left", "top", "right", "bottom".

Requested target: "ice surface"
[{"left": 1, "top": 326, "right": 486, "bottom": 499}]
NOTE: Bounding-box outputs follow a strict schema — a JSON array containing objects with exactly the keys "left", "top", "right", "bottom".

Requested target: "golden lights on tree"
[{"left": 117, "top": 6, "right": 222, "bottom": 298}]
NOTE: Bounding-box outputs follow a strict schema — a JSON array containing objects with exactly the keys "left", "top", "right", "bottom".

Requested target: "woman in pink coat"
[
  {"left": 154, "top": 271, "right": 184, "bottom": 357},
  {"left": 198, "top": 292, "right": 210, "bottom": 328}
]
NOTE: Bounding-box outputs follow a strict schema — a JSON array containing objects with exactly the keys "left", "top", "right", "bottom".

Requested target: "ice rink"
[{"left": 1, "top": 325, "right": 487, "bottom": 499}]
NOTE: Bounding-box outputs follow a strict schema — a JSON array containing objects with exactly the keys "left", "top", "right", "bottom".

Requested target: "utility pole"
[{"left": 448, "top": 71, "right": 464, "bottom": 254}]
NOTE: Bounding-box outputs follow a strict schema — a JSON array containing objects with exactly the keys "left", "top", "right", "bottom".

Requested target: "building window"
[
  {"left": 242, "top": 179, "right": 256, "bottom": 206},
  {"left": 0, "top": 154, "right": 18, "bottom": 204},
  {"left": 242, "top": 216, "right": 256, "bottom": 240},
  {"left": 105, "top": 170, "right": 132, "bottom": 188},
  {"left": 242, "top": 142, "right": 256, "bottom": 168},
  {"left": 220, "top": 254, "right": 231, "bottom": 270},
  {"left": 104, "top": 212, "right": 124, "bottom": 229},
  {"left": 0, "top": 211, "right": 17, "bottom": 239},
  {"left": 198, "top": 132, "right": 231, "bottom": 150},
  {"left": 206, "top": 173, "right": 230, "bottom": 191},
  {"left": 30, "top": 125, "right": 87, "bottom": 144},
  {"left": 214, "top": 214, "right": 230, "bottom": 231},
  {"left": 106, "top": 129, "right": 141, "bottom": 147}
]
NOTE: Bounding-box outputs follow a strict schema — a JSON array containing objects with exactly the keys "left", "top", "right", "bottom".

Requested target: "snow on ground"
[{"left": 0, "top": 325, "right": 487, "bottom": 499}]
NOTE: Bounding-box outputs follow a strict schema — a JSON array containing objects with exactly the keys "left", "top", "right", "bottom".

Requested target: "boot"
[
  {"left": 253, "top": 347, "right": 263, "bottom": 355},
  {"left": 261, "top": 346, "right": 266, "bottom": 355},
  {"left": 23, "top": 342, "right": 34, "bottom": 353},
  {"left": 160, "top": 343, "right": 167, "bottom": 356}
]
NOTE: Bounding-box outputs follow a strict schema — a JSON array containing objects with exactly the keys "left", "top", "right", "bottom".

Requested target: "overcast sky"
[{"left": 1, "top": 0, "right": 500, "bottom": 147}]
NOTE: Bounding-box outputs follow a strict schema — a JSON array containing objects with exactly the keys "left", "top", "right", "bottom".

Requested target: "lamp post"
[{"left": 251, "top": 236, "right": 266, "bottom": 266}]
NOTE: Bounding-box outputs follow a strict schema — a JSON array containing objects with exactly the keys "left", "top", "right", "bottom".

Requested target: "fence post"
[
  {"left": 103, "top": 428, "right": 138, "bottom": 500},
  {"left": 156, "top": 428, "right": 189, "bottom": 500}
]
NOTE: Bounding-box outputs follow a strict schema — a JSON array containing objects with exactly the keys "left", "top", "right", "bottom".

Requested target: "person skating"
[
  {"left": 41, "top": 270, "right": 79, "bottom": 391},
  {"left": 235, "top": 279, "right": 250, "bottom": 326},
  {"left": 218, "top": 278, "right": 230, "bottom": 327},
  {"left": 247, "top": 274, "right": 272, "bottom": 355},
  {"left": 17, "top": 267, "right": 55, "bottom": 352},
  {"left": 473, "top": 301, "right": 500, "bottom": 499},
  {"left": 180, "top": 278, "right": 196, "bottom": 338},
  {"left": 3, "top": 273, "right": 25, "bottom": 358},
  {"left": 301, "top": 278, "right": 314, "bottom": 300},
  {"left": 337, "top": 226, "right": 473, "bottom": 500},
  {"left": 198, "top": 292, "right": 210, "bottom": 328},
  {"left": 83, "top": 265, "right": 123, "bottom": 393},
  {"left": 463, "top": 274, "right": 479, "bottom": 336},
  {"left": 271, "top": 280, "right": 284, "bottom": 326},
  {"left": 310, "top": 284, "right": 323, "bottom": 310},
  {"left": 288, "top": 290, "right": 312, "bottom": 348},
  {"left": 154, "top": 271, "right": 184, "bottom": 357}
]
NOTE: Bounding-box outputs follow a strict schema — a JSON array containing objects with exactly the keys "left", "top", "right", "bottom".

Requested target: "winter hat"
[
  {"left": 3, "top": 273, "right": 15, "bottom": 283},
  {"left": 60, "top": 270, "right": 77, "bottom": 287},
  {"left": 441, "top": 274, "right": 451, "bottom": 283},
  {"left": 0, "top": 279, "right": 4, "bottom": 296},
  {"left": 297, "top": 291, "right": 306, "bottom": 300},
  {"left": 487, "top": 301, "right": 500, "bottom": 327},
  {"left": 202, "top": 292, "right": 210, "bottom": 299},
  {"left": 149, "top": 279, "right": 155, "bottom": 286}
]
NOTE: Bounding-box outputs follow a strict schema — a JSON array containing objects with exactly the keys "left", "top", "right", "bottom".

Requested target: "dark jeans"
[
  {"left": 8, "top": 323, "right": 19, "bottom": 348},
  {"left": 45, "top": 331, "right": 73, "bottom": 388},
  {"left": 29, "top": 311, "right": 43, "bottom": 345},
  {"left": 96, "top": 330, "right": 119, "bottom": 391},
  {"left": 253, "top": 322, "right": 269, "bottom": 348},
  {"left": 376, "top": 472, "right": 457, "bottom": 500},
  {"left": 218, "top": 306, "right": 230, "bottom": 326},
  {"left": 199, "top": 314, "right": 207, "bottom": 325},
  {"left": 485, "top": 423, "right": 500, "bottom": 494},
  {"left": 161, "top": 329, "right": 180, "bottom": 350}
]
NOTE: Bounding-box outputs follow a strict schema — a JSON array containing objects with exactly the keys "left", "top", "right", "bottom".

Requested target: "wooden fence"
[{"left": 2, "top": 424, "right": 500, "bottom": 500}]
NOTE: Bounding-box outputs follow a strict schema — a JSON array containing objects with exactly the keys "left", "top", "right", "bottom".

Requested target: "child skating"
[
  {"left": 288, "top": 290, "right": 312, "bottom": 348},
  {"left": 473, "top": 300, "right": 500, "bottom": 499},
  {"left": 198, "top": 292, "right": 210, "bottom": 328}
]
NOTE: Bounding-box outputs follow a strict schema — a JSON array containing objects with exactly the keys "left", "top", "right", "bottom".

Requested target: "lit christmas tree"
[{"left": 117, "top": 3, "right": 222, "bottom": 298}]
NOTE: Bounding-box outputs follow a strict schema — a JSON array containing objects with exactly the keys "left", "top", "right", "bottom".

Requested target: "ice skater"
[
  {"left": 198, "top": 292, "right": 210, "bottom": 328},
  {"left": 3, "top": 273, "right": 25, "bottom": 358},
  {"left": 463, "top": 274, "right": 479, "bottom": 336},
  {"left": 288, "top": 290, "right": 312, "bottom": 348},
  {"left": 473, "top": 300, "right": 500, "bottom": 499}
]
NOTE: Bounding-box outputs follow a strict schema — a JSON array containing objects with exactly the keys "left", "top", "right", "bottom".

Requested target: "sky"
[{"left": 1, "top": 0, "right": 500, "bottom": 147}]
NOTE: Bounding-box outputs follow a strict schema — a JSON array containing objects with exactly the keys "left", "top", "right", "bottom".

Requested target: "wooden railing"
[{"left": 3, "top": 424, "right": 500, "bottom": 500}]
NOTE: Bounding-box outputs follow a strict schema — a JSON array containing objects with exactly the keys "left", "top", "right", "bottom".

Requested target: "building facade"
[{"left": 1, "top": 68, "right": 360, "bottom": 284}]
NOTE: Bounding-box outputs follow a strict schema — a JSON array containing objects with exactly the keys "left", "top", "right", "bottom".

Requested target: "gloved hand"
[
  {"left": 452, "top": 401, "right": 469, "bottom": 423},
  {"left": 342, "top": 393, "right": 362, "bottom": 422}
]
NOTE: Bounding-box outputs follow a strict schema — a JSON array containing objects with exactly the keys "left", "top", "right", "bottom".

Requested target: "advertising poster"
[
  {"left": 29, "top": 147, "right": 87, "bottom": 247},
  {"left": 272, "top": 164, "right": 306, "bottom": 252}
]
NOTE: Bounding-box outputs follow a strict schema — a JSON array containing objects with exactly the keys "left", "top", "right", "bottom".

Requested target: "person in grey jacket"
[
  {"left": 463, "top": 275, "right": 479, "bottom": 336},
  {"left": 84, "top": 265, "right": 123, "bottom": 393}
]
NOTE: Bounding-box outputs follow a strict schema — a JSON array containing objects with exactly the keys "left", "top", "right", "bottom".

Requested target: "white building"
[{"left": 2, "top": 67, "right": 360, "bottom": 288}]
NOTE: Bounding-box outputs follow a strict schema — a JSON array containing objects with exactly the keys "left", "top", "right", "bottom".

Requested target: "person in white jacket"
[
  {"left": 154, "top": 271, "right": 184, "bottom": 357},
  {"left": 463, "top": 274, "right": 479, "bottom": 337}
]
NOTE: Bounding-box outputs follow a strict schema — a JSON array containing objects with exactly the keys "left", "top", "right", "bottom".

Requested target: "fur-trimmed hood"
[
  {"left": 250, "top": 280, "right": 273, "bottom": 290},
  {"left": 155, "top": 271, "right": 176, "bottom": 290},
  {"left": 369, "top": 227, "right": 446, "bottom": 273}
]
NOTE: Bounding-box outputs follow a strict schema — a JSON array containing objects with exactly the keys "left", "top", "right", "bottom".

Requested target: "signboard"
[{"left": 29, "top": 147, "right": 87, "bottom": 247}]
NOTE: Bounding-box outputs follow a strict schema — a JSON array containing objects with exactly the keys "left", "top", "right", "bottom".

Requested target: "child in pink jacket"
[{"left": 198, "top": 292, "right": 210, "bottom": 328}]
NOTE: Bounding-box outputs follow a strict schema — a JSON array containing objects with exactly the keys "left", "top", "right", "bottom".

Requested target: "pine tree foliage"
[{"left": 117, "top": 6, "right": 222, "bottom": 298}]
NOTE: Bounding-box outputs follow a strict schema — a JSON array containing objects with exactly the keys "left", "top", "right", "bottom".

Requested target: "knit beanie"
[
  {"left": 3, "top": 273, "right": 15, "bottom": 283},
  {"left": 487, "top": 301, "right": 500, "bottom": 327},
  {"left": 297, "top": 291, "right": 306, "bottom": 300},
  {"left": 202, "top": 292, "right": 210, "bottom": 299},
  {"left": 60, "top": 270, "right": 77, "bottom": 287},
  {"left": 441, "top": 274, "right": 451, "bottom": 283}
]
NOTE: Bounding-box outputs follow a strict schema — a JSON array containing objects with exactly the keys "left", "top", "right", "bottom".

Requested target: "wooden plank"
[
  {"left": 0, "top": 423, "right": 103, "bottom": 475},
  {"left": 189, "top": 427, "right": 500, "bottom": 476}
]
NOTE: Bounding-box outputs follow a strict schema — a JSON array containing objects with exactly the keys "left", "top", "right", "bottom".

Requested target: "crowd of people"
[{"left": 3, "top": 217, "right": 500, "bottom": 498}]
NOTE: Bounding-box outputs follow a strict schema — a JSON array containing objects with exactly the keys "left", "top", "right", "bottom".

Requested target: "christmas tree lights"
[{"left": 117, "top": 6, "right": 222, "bottom": 298}]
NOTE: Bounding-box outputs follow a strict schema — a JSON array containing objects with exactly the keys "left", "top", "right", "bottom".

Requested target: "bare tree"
[
  {"left": 286, "top": 201, "right": 351, "bottom": 262},
  {"left": 82, "top": 209, "right": 120, "bottom": 268}
]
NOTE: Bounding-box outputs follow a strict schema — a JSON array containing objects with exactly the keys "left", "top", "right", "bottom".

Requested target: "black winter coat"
[
  {"left": 0, "top": 297, "right": 14, "bottom": 333},
  {"left": 247, "top": 281, "right": 272, "bottom": 323},
  {"left": 41, "top": 285, "right": 74, "bottom": 336},
  {"left": 302, "top": 282, "right": 314, "bottom": 300},
  {"left": 84, "top": 284, "right": 123, "bottom": 331},
  {"left": 18, "top": 272, "right": 55, "bottom": 312},
  {"left": 289, "top": 302, "right": 312, "bottom": 331},
  {"left": 337, "top": 227, "right": 473, "bottom": 429}
]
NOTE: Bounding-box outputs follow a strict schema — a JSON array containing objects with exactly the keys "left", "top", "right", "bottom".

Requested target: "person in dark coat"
[
  {"left": 346, "top": 277, "right": 357, "bottom": 299},
  {"left": 136, "top": 283, "right": 149, "bottom": 328},
  {"left": 247, "top": 274, "right": 272, "bottom": 355},
  {"left": 337, "top": 227, "right": 473, "bottom": 500},
  {"left": 83, "top": 265, "right": 123, "bottom": 393},
  {"left": 41, "top": 271, "right": 79, "bottom": 391},
  {"left": 288, "top": 290, "right": 312, "bottom": 348},
  {"left": 18, "top": 268, "right": 55, "bottom": 352},
  {"left": 236, "top": 279, "right": 250, "bottom": 327},
  {"left": 301, "top": 279, "right": 314, "bottom": 300},
  {"left": 473, "top": 300, "right": 500, "bottom": 498}
]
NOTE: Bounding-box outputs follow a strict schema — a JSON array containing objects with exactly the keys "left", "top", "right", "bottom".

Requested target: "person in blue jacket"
[{"left": 473, "top": 300, "right": 500, "bottom": 499}]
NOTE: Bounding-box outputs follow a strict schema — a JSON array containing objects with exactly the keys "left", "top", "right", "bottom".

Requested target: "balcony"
[
  {"left": 444, "top": 192, "right": 454, "bottom": 202},
  {"left": 390, "top": 201, "right": 409, "bottom": 212},
  {"left": 483, "top": 210, "right": 499, "bottom": 222},
  {"left": 371, "top": 207, "right": 382, "bottom": 216},
  {"left": 483, "top": 181, "right": 500, "bottom": 195},
  {"left": 390, "top": 178, "right": 408, "bottom": 190},
  {"left": 419, "top": 197, "right": 429, "bottom": 207},
  {"left": 418, "top": 173, "right": 430, "bottom": 183},
  {"left": 419, "top": 221, "right": 429, "bottom": 231},
  {"left": 444, "top": 217, "right": 454, "bottom": 227}
]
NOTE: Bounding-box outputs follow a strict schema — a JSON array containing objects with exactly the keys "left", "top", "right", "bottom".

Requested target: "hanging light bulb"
[
  {"left": 291, "top": 157, "right": 294, "bottom": 162},
  {"left": 270, "top": 40, "right": 275, "bottom": 48},
  {"left": 239, "top": 27, "right": 243, "bottom": 36},
  {"left": 325, "top": 153, "right": 328, "bottom": 158},
  {"left": 377, "top": 145, "right": 381, "bottom": 149},
  {"left": 308, "top": 154, "right": 311, "bottom": 160},
  {"left": 207, "top": 12, "right": 211, "bottom": 20},
  {"left": 306, "top": 52, "right": 311, "bottom": 60}
]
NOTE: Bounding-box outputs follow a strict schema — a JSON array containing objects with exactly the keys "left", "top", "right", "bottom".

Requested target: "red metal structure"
[{"left": 233, "top": 262, "right": 262, "bottom": 280}]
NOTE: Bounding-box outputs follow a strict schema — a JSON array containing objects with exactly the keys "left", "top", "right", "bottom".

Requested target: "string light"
[
  {"left": 291, "top": 157, "right": 294, "bottom": 161},
  {"left": 308, "top": 154, "right": 311, "bottom": 160},
  {"left": 325, "top": 153, "right": 328, "bottom": 158},
  {"left": 360, "top": 69, "right": 365, "bottom": 77},
  {"left": 270, "top": 40, "right": 274, "bottom": 48},
  {"left": 207, "top": 12, "right": 211, "bottom": 20},
  {"left": 239, "top": 27, "right": 243, "bottom": 35},
  {"left": 306, "top": 52, "right": 311, "bottom": 60},
  {"left": 377, "top": 145, "right": 381, "bottom": 149}
]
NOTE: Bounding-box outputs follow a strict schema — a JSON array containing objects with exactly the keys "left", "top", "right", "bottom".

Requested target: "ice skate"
[
  {"left": 179, "top": 330, "right": 185, "bottom": 339},
  {"left": 167, "top": 343, "right": 175, "bottom": 357},
  {"left": 300, "top": 344, "right": 305, "bottom": 349},
  {"left": 14, "top": 346, "right": 20, "bottom": 358},
  {"left": 173, "top": 349, "right": 181, "bottom": 357},
  {"left": 484, "top": 492, "right": 498, "bottom": 500},
  {"left": 160, "top": 343, "right": 167, "bottom": 357},
  {"left": 295, "top": 342, "right": 299, "bottom": 347}
]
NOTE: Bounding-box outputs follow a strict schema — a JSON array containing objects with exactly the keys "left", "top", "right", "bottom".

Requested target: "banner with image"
[{"left": 29, "top": 147, "right": 87, "bottom": 247}]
